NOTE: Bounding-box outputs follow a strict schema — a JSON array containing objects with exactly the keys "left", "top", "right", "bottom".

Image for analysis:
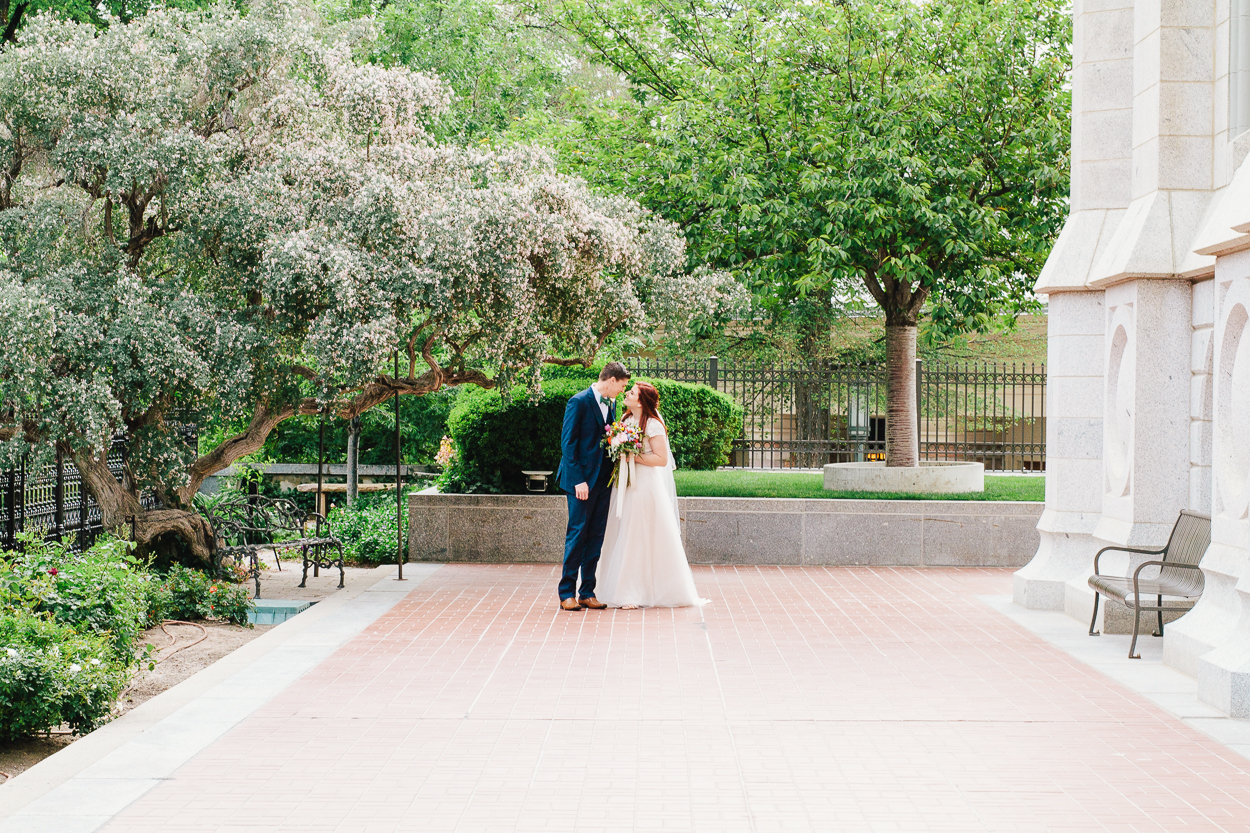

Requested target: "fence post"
[
  {"left": 4, "top": 468, "right": 13, "bottom": 548},
  {"left": 915, "top": 358, "right": 924, "bottom": 459},
  {"left": 54, "top": 447, "right": 64, "bottom": 542},
  {"left": 79, "top": 467, "right": 89, "bottom": 551},
  {"left": 17, "top": 454, "right": 25, "bottom": 536},
  {"left": 708, "top": 356, "right": 719, "bottom": 390}
]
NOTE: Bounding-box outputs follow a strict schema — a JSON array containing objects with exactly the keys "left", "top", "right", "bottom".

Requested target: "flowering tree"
[{"left": 0, "top": 1, "right": 740, "bottom": 560}]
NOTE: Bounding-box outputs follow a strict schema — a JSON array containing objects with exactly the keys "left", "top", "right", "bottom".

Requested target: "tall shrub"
[
  {"left": 438, "top": 376, "right": 742, "bottom": 493},
  {"left": 637, "top": 379, "right": 742, "bottom": 470}
]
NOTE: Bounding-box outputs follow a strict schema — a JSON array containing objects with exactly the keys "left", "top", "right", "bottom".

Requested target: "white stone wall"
[
  {"left": 1166, "top": 250, "right": 1250, "bottom": 708},
  {"left": 1064, "top": 279, "right": 1193, "bottom": 625},
  {"left": 1021, "top": 0, "right": 1250, "bottom": 716},
  {"left": 1013, "top": 293, "right": 1105, "bottom": 609},
  {"left": 1190, "top": 279, "right": 1215, "bottom": 513},
  {"left": 1072, "top": 0, "right": 1134, "bottom": 213}
]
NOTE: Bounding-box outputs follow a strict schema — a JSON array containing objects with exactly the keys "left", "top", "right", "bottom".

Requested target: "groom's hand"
[{"left": 575, "top": 482, "right": 589, "bottom": 500}]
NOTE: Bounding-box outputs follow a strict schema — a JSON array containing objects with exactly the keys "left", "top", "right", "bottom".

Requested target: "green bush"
[
  {"left": 438, "top": 378, "right": 587, "bottom": 494},
  {"left": 0, "top": 611, "right": 128, "bottom": 740},
  {"left": 0, "top": 534, "right": 154, "bottom": 663},
  {"left": 327, "top": 491, "right": 406, "bottom": 564},
  {"left": 146, "top": 565, "right": 254, "bottom": 626},
  {"left": 438, "top": 376, "right": 742, "bottom": 494},
  {"left": 636, "top": 378, "right": 743, "bottom": 471}
]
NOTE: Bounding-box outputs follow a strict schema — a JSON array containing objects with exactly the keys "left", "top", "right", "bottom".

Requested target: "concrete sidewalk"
[{"left": 3, "top": 564, "right": 1250, "bottom": 832}]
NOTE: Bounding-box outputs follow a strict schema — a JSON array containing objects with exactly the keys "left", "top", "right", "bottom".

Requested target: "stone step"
[{"left": 248, "top": 599, "right": 312, "bottom": 626}]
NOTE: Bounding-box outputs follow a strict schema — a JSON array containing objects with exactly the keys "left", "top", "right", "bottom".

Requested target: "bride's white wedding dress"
[{"left": 596, "top": 415, "right": 708, "bottom": 608}]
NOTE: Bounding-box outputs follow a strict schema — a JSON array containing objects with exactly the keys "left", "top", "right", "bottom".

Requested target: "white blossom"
[{"left": 0, "top": 0, "right": 744, "bottom": 515}]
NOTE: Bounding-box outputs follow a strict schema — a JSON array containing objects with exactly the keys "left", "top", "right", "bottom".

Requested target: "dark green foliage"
[
  {"left": 327, "top": 491, "right": 407, "bottom": 564},
  {"left": 439, "top": 376, "right": 742, "bottom": 493},
  {"left": 637, "top": 378, "right": 743, "bottom": 471},
  {"left": 0, "top": 533, "right": 152, "bottom": 663},
  {"left": 145, "top": 565, "right": 253, "bottom": 626},
  {"left": 0, "top": 611, "right": 128, "bottom": 741},
  {"left": 541, "top": 0, "right": 1069, "bottom": 353},
  {"left": 439, "top": 378, "right": 588, "bottom": 494}
]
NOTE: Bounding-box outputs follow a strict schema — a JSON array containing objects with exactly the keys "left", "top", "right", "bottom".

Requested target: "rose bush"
[{"left": 0, "top": 612, "right": 128, "bottom": 741}]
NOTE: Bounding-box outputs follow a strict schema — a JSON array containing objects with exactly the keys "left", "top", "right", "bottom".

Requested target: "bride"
[{"left": 595, "top": 382, "right": 708, "bottom": 609}]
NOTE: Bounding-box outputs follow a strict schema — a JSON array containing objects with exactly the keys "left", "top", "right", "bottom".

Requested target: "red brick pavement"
[{"left": 102, "top": 565, "right": 1250, "bottom": 832}]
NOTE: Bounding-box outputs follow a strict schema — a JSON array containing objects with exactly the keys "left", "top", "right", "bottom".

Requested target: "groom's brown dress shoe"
[
  {"left": 580, "top": 597, "right": 607, "bottom": 609},
  {"left": 560, "top": 597, "right": 583, "bottom": 611}
]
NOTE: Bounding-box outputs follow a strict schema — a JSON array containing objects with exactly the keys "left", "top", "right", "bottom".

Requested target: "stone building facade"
[{"left": 1015, "top": 0, "right": 1250, "bottom": 717}]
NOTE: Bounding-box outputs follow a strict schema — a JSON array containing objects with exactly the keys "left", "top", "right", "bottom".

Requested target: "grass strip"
[{"left": 674, "top": 471, "right": 1044, "bottom": 502}]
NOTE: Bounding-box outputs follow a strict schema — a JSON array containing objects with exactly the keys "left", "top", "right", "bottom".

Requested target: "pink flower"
[{"left": 48, "top": 568, "right": 58, "bottom": 576}]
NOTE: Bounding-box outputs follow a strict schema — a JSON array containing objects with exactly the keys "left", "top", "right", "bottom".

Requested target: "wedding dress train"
[{"left": 596, "top": 416, "right": 708, "bottom": 608}]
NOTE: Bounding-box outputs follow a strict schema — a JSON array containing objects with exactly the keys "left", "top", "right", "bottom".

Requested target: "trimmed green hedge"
[
  {"left": 438, "top": 374, "right": 743, "bottom": 494},
  {"left": 641, "top": 378, "right": 743, "bottom": 471}
]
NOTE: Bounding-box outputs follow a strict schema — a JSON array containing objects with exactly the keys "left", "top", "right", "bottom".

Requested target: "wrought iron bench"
[
  {"left": 205, "top": 496, "right": 345, "bottom": 599},
  {"left": 1088, "top": 510, "right": 1210, "bottom": 659}
]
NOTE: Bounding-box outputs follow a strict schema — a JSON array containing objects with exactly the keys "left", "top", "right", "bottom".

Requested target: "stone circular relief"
[
  {"left": 1216, "top": 290, "right": 1250, "bottom": 520},
  {"left": 1104, "top": 308, "right": 1134, "bottom": 498}
]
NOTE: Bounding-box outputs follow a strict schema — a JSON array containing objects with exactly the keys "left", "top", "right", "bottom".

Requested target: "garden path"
[{"left": 5, "top": 564, "right": 1250, "bottom": 832}]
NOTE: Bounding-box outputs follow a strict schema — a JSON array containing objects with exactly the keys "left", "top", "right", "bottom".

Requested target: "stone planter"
[
  {"left": 408, "top": 492, "right": 1042, "bottom": 567},
  {"left": 823, "top": 461, "right": 985, "bottom": 494}
]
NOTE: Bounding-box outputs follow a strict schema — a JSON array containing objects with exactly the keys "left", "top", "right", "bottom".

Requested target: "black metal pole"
[
  {"left": 17, "top": 453, "right": 26, "bottom": 536},
  {"left": 78, "top": 466, "right": 88, "bottom": 551},
  {"left": 54, "top": 447, "right": 64, "bottom": 542},
  {"left": 395, "top": 350, "right": 405, "bottom": 581},
  {"left": 316, "top": 409, "right": 324, "bottom": 577},
  {"left": 4, "top": 468, "right": 13, "bottom": 549}
]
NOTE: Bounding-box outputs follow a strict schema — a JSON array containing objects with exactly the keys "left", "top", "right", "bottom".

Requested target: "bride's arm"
[{"left": 636, "top": 433, "right": 669, "bottom": 467}]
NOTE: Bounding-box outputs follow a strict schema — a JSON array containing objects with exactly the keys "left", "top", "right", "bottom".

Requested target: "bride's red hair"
[{"left": 634, "top": 382, "right": 662, "bottom": 433}]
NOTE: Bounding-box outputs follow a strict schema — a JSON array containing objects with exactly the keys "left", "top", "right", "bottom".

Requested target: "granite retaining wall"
[{"left": 407, "top": 494, "right": 1044, "bottom": 567}]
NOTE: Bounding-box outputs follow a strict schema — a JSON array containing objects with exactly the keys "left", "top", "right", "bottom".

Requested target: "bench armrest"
[
  {"left": 1093, "top": 545, "right": 1167, "bottom": 576},
  {"left": 1131, "top": 559, "right": 1203, "bottom": 596}
]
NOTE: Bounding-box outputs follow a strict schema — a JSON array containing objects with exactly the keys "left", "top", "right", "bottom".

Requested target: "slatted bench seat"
[
  {"left": 1088, "top": 510, "right": 1210, "bottom": 659},
  {"left": 205, "top": 496, "right": 345, "bottom": 599}
]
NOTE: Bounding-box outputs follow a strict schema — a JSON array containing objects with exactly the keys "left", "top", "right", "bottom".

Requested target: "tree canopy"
[
  {"left": 0, "top": 0, "right": 741, "bottom": 557},
  {"left": 539, "top": 0, "right": 1071, "bottom": 462}
]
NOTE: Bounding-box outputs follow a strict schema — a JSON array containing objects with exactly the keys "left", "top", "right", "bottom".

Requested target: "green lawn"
[{"left": 674, "top": 470, "right": 1044, "bottom": 501}]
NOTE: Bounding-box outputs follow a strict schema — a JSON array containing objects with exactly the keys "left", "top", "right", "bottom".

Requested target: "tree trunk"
[
  {"left": 73, "top": 448, "right": 216, "bottom": 564},
  {"left": 885, "top": 323, "right": 918, "bottom": 467},
  {"left": 346, "top": 416, "right": 360, "bottom": 506}
]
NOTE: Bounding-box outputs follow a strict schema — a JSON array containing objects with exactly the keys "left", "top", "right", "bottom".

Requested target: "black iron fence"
[
  {"left": 629, "top": 357, "right": 1045, "bottom": 472},
  {"left": 0, "top": 435, "right": 160, "bottom": 553}
]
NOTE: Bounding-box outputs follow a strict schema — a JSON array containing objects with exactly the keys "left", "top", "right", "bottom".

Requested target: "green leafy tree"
[
  {"left": 319, "top": 0, "right": 580, "bottom": 144},
  {"left": 540, "top": 0, "right": 1070, "bottom": 465},
  {"left": 0, "top": 1, "right": 743, "bottom": 561}
]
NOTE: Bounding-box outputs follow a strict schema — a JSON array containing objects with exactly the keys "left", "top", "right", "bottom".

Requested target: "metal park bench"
[
  {"left": 1088, "top": 510, "right": 1211, "bottom": 659},
  {"left": 205, "top": 496, "right": 345, "bottom": 599}
]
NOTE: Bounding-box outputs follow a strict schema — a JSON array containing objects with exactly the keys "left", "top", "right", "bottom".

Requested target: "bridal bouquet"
[{"left": 603, "top": 420, "right": 644, "bottom": 490}]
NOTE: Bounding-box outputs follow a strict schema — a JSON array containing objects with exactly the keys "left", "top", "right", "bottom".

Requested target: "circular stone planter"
[{"left": 822, "top": 461, "right": 984, "bottom": 494}]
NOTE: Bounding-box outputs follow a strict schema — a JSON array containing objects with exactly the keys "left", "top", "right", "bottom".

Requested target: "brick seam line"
[{"left": 0, "top": 563, "right": 443, "bottom": 825}]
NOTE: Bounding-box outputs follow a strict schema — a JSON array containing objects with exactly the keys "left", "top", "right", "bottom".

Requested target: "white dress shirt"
[{"left": 591, "top": 385, "right": 609, "bottom": 422}]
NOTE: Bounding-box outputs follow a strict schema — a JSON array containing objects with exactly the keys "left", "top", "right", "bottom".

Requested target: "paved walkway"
[{"left": 6, "top": 564, "right": 1250, "bottom": 832}]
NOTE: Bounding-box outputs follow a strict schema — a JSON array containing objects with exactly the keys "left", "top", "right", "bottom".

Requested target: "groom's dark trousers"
[{"left": 557, "top": 387, "right": 615, "bottom": 601}]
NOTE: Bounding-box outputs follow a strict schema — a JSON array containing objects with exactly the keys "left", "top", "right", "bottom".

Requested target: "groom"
[{"left": 556, "top": 361, "right": 630, "bottom": 611}]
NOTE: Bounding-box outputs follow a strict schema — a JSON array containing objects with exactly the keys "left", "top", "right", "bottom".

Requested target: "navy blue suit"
[{"left": 557, "top": 387, "right": 615, "bottom": 600}]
